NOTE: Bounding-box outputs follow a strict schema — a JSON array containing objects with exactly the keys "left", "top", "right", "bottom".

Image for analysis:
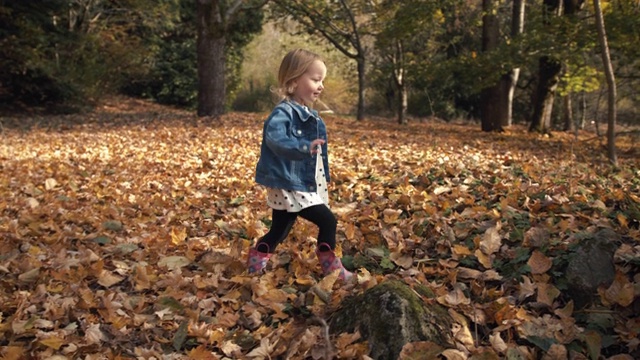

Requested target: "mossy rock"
[{"left": 330, "top": 279, "right": 454, "bottom": 360}]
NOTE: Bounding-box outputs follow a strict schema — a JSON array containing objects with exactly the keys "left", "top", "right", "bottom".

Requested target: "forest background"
[{"left": 1, "top": 0, "right": 639, "bottom": 359}]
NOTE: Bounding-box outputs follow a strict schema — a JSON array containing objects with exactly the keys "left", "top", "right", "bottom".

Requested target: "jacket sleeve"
[{"left": 263, "top": 108, "right": 312, "bottom": 160}]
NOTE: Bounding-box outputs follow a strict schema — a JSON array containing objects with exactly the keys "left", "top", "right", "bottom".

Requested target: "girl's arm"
[{"left": 263, "top": 109, "right": 313, "bottom": 160}]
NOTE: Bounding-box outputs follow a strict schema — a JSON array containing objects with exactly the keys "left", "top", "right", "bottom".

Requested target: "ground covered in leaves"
[{"left": 1, "top": 97, "right": 639, "bottom": 359}]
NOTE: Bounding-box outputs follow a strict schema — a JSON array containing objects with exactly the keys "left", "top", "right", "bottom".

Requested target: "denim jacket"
[{"left": 255, "top": 100, "right": 330, "bottom": 192}]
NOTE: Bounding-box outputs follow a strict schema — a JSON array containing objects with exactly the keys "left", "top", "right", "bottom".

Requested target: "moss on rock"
[{"left": 330, "top": 279, "right": 453, "bottom": 360}]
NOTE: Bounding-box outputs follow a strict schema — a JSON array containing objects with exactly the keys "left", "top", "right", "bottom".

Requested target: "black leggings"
[{"left": 256, "top": 204, "right": 337, "bottom": 253}]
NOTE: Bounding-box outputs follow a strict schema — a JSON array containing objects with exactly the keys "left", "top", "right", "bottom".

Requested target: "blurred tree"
[
  {"left": 0, "top": 1, "right": 76, "bottom": 109},
  {"left": 593, "top": 0, "right": 617, "bottom": 165},
  {"left": 479, "top": 0, "right": 503, "bottom": 132},
  {"left": 530, "top": 0, "right": 585, "bottom": 133},
  {"left": 372, "top": 0, "right": 445, "bottom": 124},
  {"left": 0, "top": 0, "right": 168, "bottom": 111},
  {"left": 270, "top": 0, "right": 373, "bottom": 121},
  {"left": 196, "top": 0, "right": 265, "bottom": 117}
]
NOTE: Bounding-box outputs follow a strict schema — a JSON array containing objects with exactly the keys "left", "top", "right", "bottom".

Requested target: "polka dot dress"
[
  {"left": 266, "top": 188, "right": 325, "bottom": 212},
  {"left": 267, "top": 149, "right": 329, "bottom": 212}
]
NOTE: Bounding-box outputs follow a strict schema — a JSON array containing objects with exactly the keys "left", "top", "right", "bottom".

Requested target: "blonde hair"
[{"left": 276, "top": 49, "right": 324, "bottom": 100}]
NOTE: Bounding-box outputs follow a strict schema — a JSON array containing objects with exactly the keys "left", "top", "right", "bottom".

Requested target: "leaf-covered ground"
[{"left": 1, "top": 97, "right": 639, "bottom": 359}]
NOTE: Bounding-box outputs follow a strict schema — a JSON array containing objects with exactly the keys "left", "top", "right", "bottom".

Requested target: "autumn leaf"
[
  {"left": 518, "top": 276, "right": 537, "bottom": 301},
  {"left": 599, "top": 271, "right": 635, "bottom": 307},
  {"left": 1, "top": 98, "right": 637, "bottom": 359},
  {"left": 536, "top": 282, "right": 561, "bottom": 307},
  {"left": 479, "top": 225, "right": 501, "bottom": 256},
  {"left": 527, "top": 250, "right": 552, "bottom": 275},
  {"left": 398, "top": 341, "right": 444, "bottom": 359}
]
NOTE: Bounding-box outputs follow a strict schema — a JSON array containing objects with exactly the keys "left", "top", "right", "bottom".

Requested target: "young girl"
[{"left": 248, "top": 48, "right": 354, "bottom": 281}]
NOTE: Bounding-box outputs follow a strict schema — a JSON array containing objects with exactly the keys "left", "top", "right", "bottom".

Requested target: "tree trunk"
[
  {"left": 398, "top": 84, "right": 407, "bottom": 124},
  {"left": 356, "top": 55, "right": 366, "bottom": 121},
  {"left": 530, "top": 0, "right": 561, "bottom": 134},
  {"left": 563, "top": 94, "right": 574, "bottom": 131},
  {"left": 530, "top": 0, "right": 584, "bottom": 133},
  {"left": 197, "top": 0, "right": 227, "bottom": 117},
  {"left": 480, "top": 0, "right": 503, "bottom": 132},
  {"left": 502, "top": 0, "right": 525, "bottom": 127},
  {"left": 392, "top": 40, "right": 407, "bottom": 125},
  {"left": 593, "top": 0, "right": 617, "bottom": 165}
]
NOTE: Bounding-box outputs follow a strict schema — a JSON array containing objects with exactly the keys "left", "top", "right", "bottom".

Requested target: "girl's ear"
[{"left": 287, "top": 81, "right": 297, "bottom": 96}]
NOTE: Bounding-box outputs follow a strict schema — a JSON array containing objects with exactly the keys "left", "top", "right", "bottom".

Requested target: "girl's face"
[{"left": 292, "top": 60, "right": 326, "bottom": 106}]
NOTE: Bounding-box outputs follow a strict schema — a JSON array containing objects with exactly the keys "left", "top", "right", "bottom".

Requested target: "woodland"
[{"left": 1, "top": 0, "right": 640, "bottom": 359}]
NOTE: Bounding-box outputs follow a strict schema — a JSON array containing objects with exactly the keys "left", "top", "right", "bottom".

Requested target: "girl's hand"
[{"left": 310, "top": 139, "right": 326, "bottom": 154}]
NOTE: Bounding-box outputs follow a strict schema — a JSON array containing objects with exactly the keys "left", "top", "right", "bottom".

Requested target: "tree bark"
[
  {"left": 530, "top": 56, "right": 561, "bottom": 133},
  {"left": 563, "top": 94, "right": 574, "bottom": 131},
  {"left": 480, "top": 0, "right": 503, "bottom": 132},
  {"left": 196, "top": 0, "right": 252, "bottom": 117},
  {"left": 530, "top": 0, "right": 584, "bottom": 133},
  {"left": 501, "top": 0, "right": 525, "bottom": 127},
  {"left": 593, "top": 0, "right": 617, "bottom": 165},
  {"left": 392, "top": 40, "right": 407, "bottom": 125},
  {"left": 197, "top": 0, "right": 226, "bottom": 117},
  {"left": 357, "top": 54, "right": 367, "bottom": 121}
]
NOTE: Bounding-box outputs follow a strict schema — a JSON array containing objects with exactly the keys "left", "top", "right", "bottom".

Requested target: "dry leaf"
[
  {"left": 479, "top": 225, "right": 501, "bottom": 255},
  {"left": 527, "top": 250, "right": 552, "bottom": 275}
]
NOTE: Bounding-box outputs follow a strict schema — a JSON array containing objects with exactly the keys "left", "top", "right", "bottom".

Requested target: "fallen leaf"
[
  {"left": 158, "top": 256, "right": 191, "bottom": 270},
  {"left": 527, "top": 250, "right": 552, "bottom": 275}
]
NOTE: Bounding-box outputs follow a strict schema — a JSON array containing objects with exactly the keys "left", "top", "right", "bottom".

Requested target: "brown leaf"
[
  {"left": 398, "top": 341, "right": 444, "bottom": 359},
  {"left": 536, "top": 282, "right": 560, "bottom": 306},
  {"left": 599, "top": 271, "right": 635, "bottom": 307},
  {"left": 527, "top": 250, "right": 552, "bottom": 274},
  {"left": 479, "top": 225, "right": 501, "bottom": 255}
]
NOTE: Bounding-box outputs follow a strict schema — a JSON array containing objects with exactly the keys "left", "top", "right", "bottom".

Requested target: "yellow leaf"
[
  {"left": 187, "top": 345, "right": 219, "bottom": 359},
  {"left": 616, "top": 213, "right": 628, "bottom": 228},
  {"left": 474, "top": 249, "right": 492, "bottom": 269},
  {"left": 45, "top": 178, "right": 58, "bottom": 190},
  {"left": 171, "top": 227, "right": 187, "bottom": 245},
  {"left": 452, "top": 244, "right": 472, "bottom": 257},
  {"left": 40, "top": 335, "right": 65, "bottom": 350},
  {"left": 0, "top": 346, "right": 26, "bottom": 360},
  {"left": 26, "top": 197, "right": 39, "bottom": 208},
  {"left": 382, "top": 208, "right": 402, "bottom": 224}
]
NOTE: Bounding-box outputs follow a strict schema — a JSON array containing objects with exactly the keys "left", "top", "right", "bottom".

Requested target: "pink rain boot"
[
  {"left": 247, "top": 243, "right": 272, "bottom": 274},
  {"left": 316, "top": 243, "right": 354, "bottom": 282}
]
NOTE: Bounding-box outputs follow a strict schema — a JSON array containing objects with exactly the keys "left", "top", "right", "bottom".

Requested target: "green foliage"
[
  {"left": 0, "top": 1, "right": 78, "bottom": 110},
  {"left": 123, "top": 0, "right": 263, "bottom": 109}
]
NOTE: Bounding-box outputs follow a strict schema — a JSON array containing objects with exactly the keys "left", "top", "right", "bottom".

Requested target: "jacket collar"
[{"left": 281, "top": 100, "right": 319, "bottom": 122}]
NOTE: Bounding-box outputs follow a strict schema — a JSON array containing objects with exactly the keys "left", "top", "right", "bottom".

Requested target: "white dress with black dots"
[{"left": 266, "top": 151, "right": 329, "bottom": 212}]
